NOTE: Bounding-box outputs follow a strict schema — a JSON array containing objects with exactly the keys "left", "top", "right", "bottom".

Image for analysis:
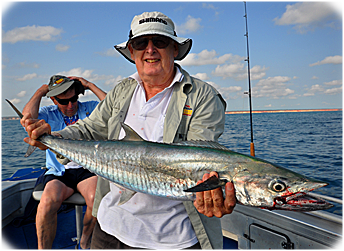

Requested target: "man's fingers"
[
  {"left": 194, "top": 172, "right": 236, "bottom": 218},
  {"left": 23, "top": 137, "right": 48, "bottom": 150},
  {"left": 223, "top": 182, "right": 236, "bottom": 214}
]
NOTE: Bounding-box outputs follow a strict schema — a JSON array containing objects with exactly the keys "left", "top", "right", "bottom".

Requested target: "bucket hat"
[
  {"left": 46, "top": 75, "right": 76, "bottom": 97},
  {"left": 115, "top": 11, "right": 192, "bottom": 64}
]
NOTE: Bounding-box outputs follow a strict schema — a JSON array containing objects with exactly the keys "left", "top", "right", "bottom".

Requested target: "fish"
[{"left": 6, "top": 99, "right": 333, "bottom": 211}]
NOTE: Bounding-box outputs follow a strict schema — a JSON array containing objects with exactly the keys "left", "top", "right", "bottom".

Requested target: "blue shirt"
[{"left": 38, "top": 101, "right": 98, "bottom": 176}]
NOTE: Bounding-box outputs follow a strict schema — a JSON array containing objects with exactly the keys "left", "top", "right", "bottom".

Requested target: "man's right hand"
[{"left": 21, "top": 113, "right": 51, "bottom": 150}]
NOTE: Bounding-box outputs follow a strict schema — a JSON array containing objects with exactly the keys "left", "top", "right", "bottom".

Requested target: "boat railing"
[{"left": 305, "top": 192, "right": 342, "bottom": 225}]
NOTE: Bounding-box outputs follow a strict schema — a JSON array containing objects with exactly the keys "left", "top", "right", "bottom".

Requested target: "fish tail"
[
  {"left": 5, "top": 99, "right": 23, "bottom": 119},
  {"left": 5, "top": 99, "right": 37, "bottom": 157}
]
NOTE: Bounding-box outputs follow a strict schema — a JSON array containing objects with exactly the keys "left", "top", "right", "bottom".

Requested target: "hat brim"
[
  {"left": 115, "top": 33, "right": 192, "bottom": 64},
  {"left": 46, "top": 80, "right": 75, "bottom": 97}
]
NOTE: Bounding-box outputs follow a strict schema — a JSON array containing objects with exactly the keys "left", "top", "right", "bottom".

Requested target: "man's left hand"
[
  {"left": 193, "top": 171, "right": 236, "bottom": 218},
  {"left": 69, "top": 76, "right": 92, "bottom": 90}
]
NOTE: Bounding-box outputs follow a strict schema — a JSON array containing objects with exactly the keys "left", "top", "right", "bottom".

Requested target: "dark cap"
[{"left": 46, "top": 75, "right": 75, "bottom": 98}]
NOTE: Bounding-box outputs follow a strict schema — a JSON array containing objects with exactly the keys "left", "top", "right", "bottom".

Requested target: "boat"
[{"left": 2, "top": 167, "right": 342, "bottom": 249}]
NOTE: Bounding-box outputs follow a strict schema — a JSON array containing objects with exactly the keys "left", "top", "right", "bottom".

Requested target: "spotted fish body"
[
  {"left": 41, "top": 131, "right": 230, "bottom": 201},
  {"left": 39, "top": 124, "right": 332, "bottom": 211},
  {"left": 5, "top": 99, "right": 333, "bottom": 211}
]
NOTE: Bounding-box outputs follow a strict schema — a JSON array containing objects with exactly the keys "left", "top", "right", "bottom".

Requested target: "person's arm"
[
  {"left": 22, "top": 84, "right": 49, "bottom": 119},
  {"left": 69, "top": 76, "right": 107, "bottom": 101}
]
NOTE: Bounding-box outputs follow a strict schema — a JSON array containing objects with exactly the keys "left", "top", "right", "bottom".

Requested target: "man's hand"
[
  {"left": 21, "top": 113, "right": 51, "bottom": 150},
  {"left": 194, "top": 171, "right": 236, "bottom": 218},
  {"left": 68, "top": 76, "right": 106, "bottom": 101},
  {"left": 69, "top": 76, "right": 92, "bottom": 90}
]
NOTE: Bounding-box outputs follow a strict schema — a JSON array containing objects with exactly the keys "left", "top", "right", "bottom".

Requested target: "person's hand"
[
  {"left": 21, "top": 113, "right": 51, "bottom": 150},
  {"left": 69, "top": 76, "right": 92, "bottom": 90},
  {"left": 193, "top": 171, "right": 236, "bottom": 218}
]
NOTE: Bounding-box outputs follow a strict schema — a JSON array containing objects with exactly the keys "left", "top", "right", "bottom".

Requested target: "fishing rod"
[{"left": 243, "top": 1, "right": 255, "bottom": 157}]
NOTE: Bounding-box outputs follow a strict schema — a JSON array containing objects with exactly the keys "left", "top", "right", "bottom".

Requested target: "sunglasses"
[
  {"left": 130, "top": 36, "right": 171, "bottom": 51},
  {"left": 54, "top": 94, "right": 79, "bottom": 105}
]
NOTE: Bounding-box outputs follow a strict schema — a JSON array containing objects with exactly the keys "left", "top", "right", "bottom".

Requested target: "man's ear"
[
  {"left": 50, "top": 97, "right": 58, "bottom": 105},
  {"left": 173, "top": 42, "right": 179, "bottom": 58}
]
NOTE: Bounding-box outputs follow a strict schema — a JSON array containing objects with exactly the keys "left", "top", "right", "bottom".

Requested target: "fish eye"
[{"left": 269, "top": 179, "right": 286, "bottom": 192}]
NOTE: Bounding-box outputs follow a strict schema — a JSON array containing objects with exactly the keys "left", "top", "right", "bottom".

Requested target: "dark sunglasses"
[
  {"left": 54, "top": 94, "right": 79, "bottom": 105},
  {"left": 130, "top": 36, "right": 171, "bottom": 51}
]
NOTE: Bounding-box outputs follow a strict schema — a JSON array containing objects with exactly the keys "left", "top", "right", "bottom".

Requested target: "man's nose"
[{"left": 146, "top": 40, "right": 156, "bottom": 52}]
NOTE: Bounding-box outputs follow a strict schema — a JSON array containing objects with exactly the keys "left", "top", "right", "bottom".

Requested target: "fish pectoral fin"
[
  {"left": 24, "top": 145, "right": 37, "bottom": 157},
  {"left": 117, "top": 188, "right": 137, "bottom": 206},
  {"left": 184, "top": 175, "right": 228, "bottom": 192}
]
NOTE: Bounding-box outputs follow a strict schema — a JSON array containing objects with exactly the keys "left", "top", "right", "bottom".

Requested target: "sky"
[{"left": 2, "top": 1, "right": 342, "bottom": 116}]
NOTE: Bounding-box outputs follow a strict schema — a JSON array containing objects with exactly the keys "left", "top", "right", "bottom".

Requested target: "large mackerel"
[{"left": 7, "top": 99, "right": 332, "bottom": 211}]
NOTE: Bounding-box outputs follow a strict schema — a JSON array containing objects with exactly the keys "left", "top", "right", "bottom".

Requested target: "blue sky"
[{"left": 2, "top": 1, "right": 342, "bottom": 116}]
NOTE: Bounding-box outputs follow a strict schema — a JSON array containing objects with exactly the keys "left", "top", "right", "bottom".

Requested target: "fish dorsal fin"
[
  {"left": 172, "top": 140, "right": 231, "bottom": 151},
  {"left": 121, "top": 123, "right": 144, "bottom": 142}
]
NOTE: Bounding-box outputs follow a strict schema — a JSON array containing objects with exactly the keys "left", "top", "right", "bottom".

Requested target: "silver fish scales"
[
  {"left": 5, "top": 99, "right": 334, "bottom": 211},
  {"left": 37, "top": 123, "right": 332, "bottom": 211}
]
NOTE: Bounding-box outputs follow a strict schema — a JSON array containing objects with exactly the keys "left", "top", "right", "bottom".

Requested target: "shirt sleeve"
[{"left": 186, "top": 89, "right": 226, "bottom": 142}]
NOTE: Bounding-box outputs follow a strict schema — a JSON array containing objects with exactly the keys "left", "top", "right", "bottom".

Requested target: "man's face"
[
  {"left": 51, "top": 88, "right": 78, "bottom": 117},
  {"left": 128, "top": 35, "right": 179, "bottom": 85}
]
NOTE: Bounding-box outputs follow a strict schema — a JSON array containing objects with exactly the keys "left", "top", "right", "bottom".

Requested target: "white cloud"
[
  {"left": 253, "top": 76, "right": 294, "bottom": 99},
  {"left": 213, "top": 63, "right": 268, "bottom": 81},
  {"left": 57, "top": 68, "right": 94, "bottom": 79},
  {"left": 324, "top": 79, "right": 342, "bottom": 86},
  {"left": 96, "top": 48, "right": 120, "bottom": 57},
  {"left": 181, "top": 49, "right": 243, "bottom": 66},
  {"left": 324, "top": 86, "right": 342, "bottom": 95},
  {"left": 274, "top": 2, "right": 339, "bottom": 33},
  {"left": 208, "top": 83, "right": 242, "bottom": 101},
  {"left": 180, "top": 50, "right": 234, "bottom": 66},
  {"left": 17, "top": 62, "right": 39, "bottom": 68},
  {"left": 307, "top": 84, "right": 324, "bottom": 95},
  {"left": 202, "top": 3, "right": 219, "bottom": 16},
  {"left": 192, "top": 73, "right": 209, "bottom": 81},
  {"left": 176, "top": 15, "right": 202, "bottom": 35},
  {"left": 57, "top": 67, "right": 122, "bottom": 89},
  {"left": 16, "top": 73, "right": 37, "bottom": 81},
  {"left": 9, "top": 98, "right": 21, "bottom": 104},
  {"left": 303, "top": 82, "right": 342, "bottom": 96},
  {"left": 309, "top": 55, "right": 342, "bottom": 66},
  {"left": 3, "top": 25, "right": 63, "bottom": 43},
  {"left": 212, "top": 63, "right": 245, "bottom": 79},
  {"left": 104, "top": 75, "right": 124, "bottom": 88},
  {"left": 56, "top": 44, "right": 70, "bottom": 52},
  {"left": 17, "top": 91, "right": 26, "bottom": 97}
]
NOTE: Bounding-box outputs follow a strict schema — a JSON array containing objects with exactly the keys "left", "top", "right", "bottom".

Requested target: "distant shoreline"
[
  {"left": 225, "top": 108, "right": 342, "bottom": 115},
  {"left": 2, "top": 108, "right": 342, "bottom": 120}
]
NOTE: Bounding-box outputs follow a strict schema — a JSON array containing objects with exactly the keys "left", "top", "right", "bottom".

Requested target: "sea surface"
[{"left": 2, "top": 111, "right": 342, "bottom": 215}]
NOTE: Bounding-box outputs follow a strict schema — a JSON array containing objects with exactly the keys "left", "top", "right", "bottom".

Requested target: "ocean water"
[{"left": 2, "top": 111, "right": 342, "bottom": 214}]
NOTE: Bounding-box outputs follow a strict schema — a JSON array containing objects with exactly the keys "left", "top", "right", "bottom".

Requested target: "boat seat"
[{"left": 32, "top": 183, "right": 85, "bottom": 247}]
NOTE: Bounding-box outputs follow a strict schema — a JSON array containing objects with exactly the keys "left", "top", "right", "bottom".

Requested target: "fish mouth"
[
  {"left": 271, "top": 181, "right": 333, "bottom": 211},
  {"left": 273, "top": 192, "right": 333, "bottom": 211}
]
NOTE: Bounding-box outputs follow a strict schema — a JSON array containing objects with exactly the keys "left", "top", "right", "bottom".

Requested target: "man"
[
  {"left": 22, "top": 11, "right": 236, "bottom": 249},
  {"left": 21, "top": 75, "right": 106, "bottom": 249}
]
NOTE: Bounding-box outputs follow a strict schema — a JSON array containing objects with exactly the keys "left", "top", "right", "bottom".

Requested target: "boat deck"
[
  {"left": 3, "top": 205, "right": 84, "bottom": 249},
  {"left": 2, "top": 205, "right": 238, "bottom": 249}
]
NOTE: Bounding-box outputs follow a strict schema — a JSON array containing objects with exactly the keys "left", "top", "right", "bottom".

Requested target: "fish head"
[{"left": 228, "top": 161, "right": 332, "bottom": 211}]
